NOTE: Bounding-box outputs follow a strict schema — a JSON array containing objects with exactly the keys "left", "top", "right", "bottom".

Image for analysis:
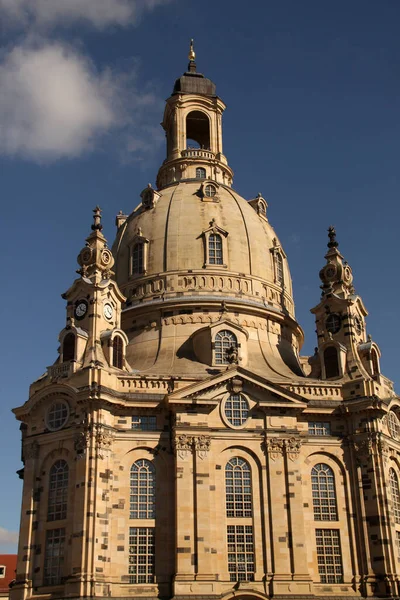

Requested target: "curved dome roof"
[{"left": 113, "top": 181, "right": 294, "bottom": 319}]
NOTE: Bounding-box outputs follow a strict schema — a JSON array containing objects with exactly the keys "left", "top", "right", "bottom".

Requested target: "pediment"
[{"left": 167, "top": 366, "right": 308, "bottom": 411}]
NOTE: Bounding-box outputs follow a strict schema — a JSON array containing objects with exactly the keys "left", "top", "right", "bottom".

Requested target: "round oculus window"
[
  {"left": 204, "top": 184, "right": 217, "bottom": 198},
  {"left": 326, "top": 313, "right": 341, "bottom": 334},
  {"left": 388, "top": 411, "right": 400, "bottom": 440},
  {"left": 224, "top": 394, "right": 249, "bottom": 428},
  {"left": 47, "top": 401, "right": 69, "bottom": 431}
]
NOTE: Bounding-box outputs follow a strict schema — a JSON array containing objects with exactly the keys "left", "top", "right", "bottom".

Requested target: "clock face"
[
  {"left": 75, "top": 300, "right": 88, "bottom": 320},
  {"left": 103, "top": 303, "right": 113, "bottom": 320}
]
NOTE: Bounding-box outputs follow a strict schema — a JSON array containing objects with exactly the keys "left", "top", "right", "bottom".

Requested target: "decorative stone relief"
[
  {"left": 264, "top": 437, "right": 302, "bottom": 462},
  {"left": 95, "top": 425, "right": 114, "bottom": 459},
  {"left": 24, "top": 441, "right": 39, "bottom": 460},
  {"left": 174, "top": 434, "right": 211, "bottom": 460},
  {"left": 264, "top": 438, "right": 285, "bottom": 460},
  {"left": 74, "top": 429, "right": 90, "bottom": 458}
]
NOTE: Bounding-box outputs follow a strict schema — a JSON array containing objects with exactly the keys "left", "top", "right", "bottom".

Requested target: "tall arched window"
[
  {"left": 311, "top": 463, "right": 337, "bottom": 521},
  {"left": 130, "top": 459, "right": 155, "bottom": 519},
  {"left": 215, "top": 330, "right": 237, "bottom": 365},
  {"left": 209, "top": 233, "right": 223, "bottom": 265},
  {"left": 225, "top": 457, "right": 252, "bottom": 517},
  {"left": 112, "top": 336, "right": 123, "bottom": 369},
  {"left": 276, "top": 252, "right": 284, "bottom": 286},
  {"left": 186, "top": 110, "right": 210, "bottom": 149},
  {"left": 63, "top": 333, "right": 75, "bottom": 362},
  {"left": 48, "top": 460, "right": 69, "bottom": 521},
  {"left": 390, "top": 468, "right": 400, "bottom": 524},
  {"left": 132, "top": 243, "right": 144, "bottom": 275},
  {"left": 371, "top": 350, "right": 379, "bottom": 377},
  {"left": 196, "top": 167, "right": 206, "bottom": 179},
  {"left": 324, "top": 346, "right": 340, "bottom": 378}
]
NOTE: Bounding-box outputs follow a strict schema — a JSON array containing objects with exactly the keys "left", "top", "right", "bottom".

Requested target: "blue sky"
[{"left": 1, "top": 0, "right": 399, "bottom": 551}]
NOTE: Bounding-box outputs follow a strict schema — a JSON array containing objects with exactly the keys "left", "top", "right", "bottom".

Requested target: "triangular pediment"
[{"left": 167, "top": 366, "right": 308, "bottom": 410}]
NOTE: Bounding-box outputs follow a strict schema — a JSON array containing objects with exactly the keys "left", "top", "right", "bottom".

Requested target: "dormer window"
[
  {"left": 215, "top": 330, "right": 237, "bottom": 365},
  {"left": 276, "top": 252, "right": 284, "bottom": 286},
  {"left": 205, "top": 184, "right": 216, "bottom": 197},
  {"left": 112, "top": 336, "right": 123, "bottom": 369},
  {"left": 132, "top": 243, "right": 144, "bottom": 275},
  {"left": 324, "top": 346, "right": 340, "bottom": 378},
  {"left": 62, "top": 333, "right": 75, "bottom": 362},
  {"left": 196, "top": 167, "right": 206, "bottom": 179},
  {"left": 209, "top": 234, "right": 223, "bottom": 265}
]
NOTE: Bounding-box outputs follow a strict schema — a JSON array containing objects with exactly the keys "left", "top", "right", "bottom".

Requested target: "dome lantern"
[{"left": 156, "top": 40, "right": 233, "bottom": 190}]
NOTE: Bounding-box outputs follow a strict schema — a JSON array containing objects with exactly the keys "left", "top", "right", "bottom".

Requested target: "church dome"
[
  {"left": 111, "top": 46, "right": 304, "bottom": 378},
  {"left": 113, "top": 181, "right": 294, "bottom": 318}
]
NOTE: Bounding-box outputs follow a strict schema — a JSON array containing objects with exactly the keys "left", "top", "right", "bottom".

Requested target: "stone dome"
[
  {"left": 112, "top": 180, "right": 304, "bottom": 378},
  {"left": 114, "top": 181, "right": 293, "bottom": 315}
]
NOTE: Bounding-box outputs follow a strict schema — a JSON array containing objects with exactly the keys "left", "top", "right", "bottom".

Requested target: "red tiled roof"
[{"left": 0, "top": 555, "right": 17, "bottom": 594}]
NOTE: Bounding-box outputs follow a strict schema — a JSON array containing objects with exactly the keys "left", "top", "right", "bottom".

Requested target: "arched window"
[
  {"left": 276, "top": 252, "right": 284, "bottom": 286},
  {"left": 388, "top": 411, "right": 400, "bottom": 440},
  {"left": 130, "top": 459, "right": 155, "bottom": 519},
  {"left": 48, "top": 460, "right": 69, "bottom": 521},
  {"left": 196, "top": 167, "right": 206, "bottom": 179},
  {"left": 209, "top": 233, "right": 223, "bottom": 265},
  {"left": 112, "top": 336, "right": 123, "bottom": 369},
  {"left": 132, "top": 243, "right": 144, "bottom": 275},
  {"left": 215, "top": 330, "right": 237, "bottom": 365},
  {"left": 63, "top": 333, "right": 75, "bottom": 362},
  {"left": 186, "top": 110, "right": 210, "bottom": 149},
  {"left": 225, "top": 457, "right": 252, "bottom": 517},
  {"left": 311, "top": 463, "right": 337, "bottom": 521},
  {"left": 371, "top": 350, "right": 379, "bottom": 377},
  {"left": 390, "top": 468, "right": 400, "bottom": 524},
  {"left": 324, "top": 346, "right": 340, "bottom": 378}
]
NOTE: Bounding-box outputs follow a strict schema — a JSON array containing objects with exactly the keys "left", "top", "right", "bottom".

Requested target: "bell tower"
[{"left": 156, "top": 40, "right": 234, "bottom": 189}]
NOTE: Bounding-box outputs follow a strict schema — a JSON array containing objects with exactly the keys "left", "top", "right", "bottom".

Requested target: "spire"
[
  {"left": 76, "top": 207, "right": 115, "bottom": 283},
  {"left": 188, "top": 38, "right": 196, "bottom": 73},
  {"left": 319, "top": 226, "right": 354, "bottom": 298}
]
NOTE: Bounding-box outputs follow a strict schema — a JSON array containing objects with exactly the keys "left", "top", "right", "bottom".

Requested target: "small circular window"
[
  {"left": 205, "top": 184, "right": 216, "bottom": 197},
  {"left": 47, "top": 401, "right": 69, "bottom": 431},
  {"left": 224, "top": 394, "right": 249, "bottom": 428},
  {"left": 326, "top": 313, "right": 341, "bottom": 334},
  {"left": 388, "top": 411, "right": 400, "bottom": 440}
]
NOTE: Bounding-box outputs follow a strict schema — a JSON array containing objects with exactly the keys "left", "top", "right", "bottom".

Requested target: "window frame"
[
  {"left": 129, "top": 234, "right": 149, "bottom": 278},
  {"left": 201, "top": 220, "right": 228, "bottom": 268},
  {"left": 308, "top": 422, "right": 331, "bottom": 436},
  {"left": 315, "top": 528, "right": 343, "bottom": 584},
  {"left": 43, "top": 528, "right": 66, "bottom": 587},
  {"left": 225, "top": 457, "right": 252, "bottom": 517},
  {"left": 130, "top": 459, "right": 156, "bottom": 520},
  {"left": 46, "top": 401, "right": 69, "bottom": 432},
  {"left": 214, "top": 329, "right": 238, "bottom": 366},
  {"left": 223, "top": 394, "right": 250, "bottom": 429},
  {"left": 112, "top": 335, "right": 124, "bottom": 369},
  {"left": 48, "top": 460, "right": 69, "bottom": 522},
  {"left": 311, "top": 463, "right": 338, "bottom": 521},
  {"left": 196, "top": 167, "right": 206, "bottom": 179}
]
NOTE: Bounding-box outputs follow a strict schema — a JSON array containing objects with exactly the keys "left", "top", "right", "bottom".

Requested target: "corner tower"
[{"left": 156, "top": 40, "right": 233, "bottom": 189}]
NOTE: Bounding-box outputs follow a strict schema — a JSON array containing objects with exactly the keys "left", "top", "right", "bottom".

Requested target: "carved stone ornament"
[
  {"left": 352, "top": 435, "right": 374, "bottom": 465},
  {"left": 174, "top": 434, "right": 211, "bottom": 460},
  {"left": 285, "top": 437, "right": 302, "bottom": 462},
  {"left": 24, "top": 441, "right": 39, "bottom": 461},
  {"left": 74, "top": 429, "right": 90, "bottom": 458},
  {"left": 194, "top": 435, "right": 211, "bottom": 460},
  {"left": 264, "top": 437, "right": 302, "bottom": 462},
  {"left": 95, "top": 425, "right": 114, "bottom": 459},
  {"left": 264, "top": 438, "right": 285, "bottom": 461}
]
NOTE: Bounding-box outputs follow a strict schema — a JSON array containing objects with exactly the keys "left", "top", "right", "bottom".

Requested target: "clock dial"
[
  {"left": 75, "top": 300, "right": 88, "bottom": 320},
  {"left": 103, "top": 303, "right": 113, "bottom": 320}
]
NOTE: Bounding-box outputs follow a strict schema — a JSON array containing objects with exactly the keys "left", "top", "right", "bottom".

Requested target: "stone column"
[
  {"left": 192, "top": 435, "right": 214, "bottom": 580},
  {"left": 265, "top": 438, "right": 292, "bottom": 593},
  {"left": 173, "top": 433, "right": 196, "bottom": 586},
  {"left": 284, "top": 438, "right": 312, "bottom": 593},
  {"left": 351, "top": 432, "right": 397, "bottom": 597},
  {"left": 10, "top": 442, "right": 39, "bottom": 600}
]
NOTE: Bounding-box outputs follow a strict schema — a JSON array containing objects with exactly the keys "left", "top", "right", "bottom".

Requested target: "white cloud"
[
  {"left": 0, "top": 40, "right": 161, "bottom": 162},
  {"left": 0, "top": 527, "right": 18, "bottom": 545},
  {"left": 0, "top": 0, "right": 170, "bottom": 30}
]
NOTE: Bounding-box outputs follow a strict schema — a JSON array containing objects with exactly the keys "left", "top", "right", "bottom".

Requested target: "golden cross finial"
[{"left": 188, "top": 39, "right": 195, "bottom": 62}]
